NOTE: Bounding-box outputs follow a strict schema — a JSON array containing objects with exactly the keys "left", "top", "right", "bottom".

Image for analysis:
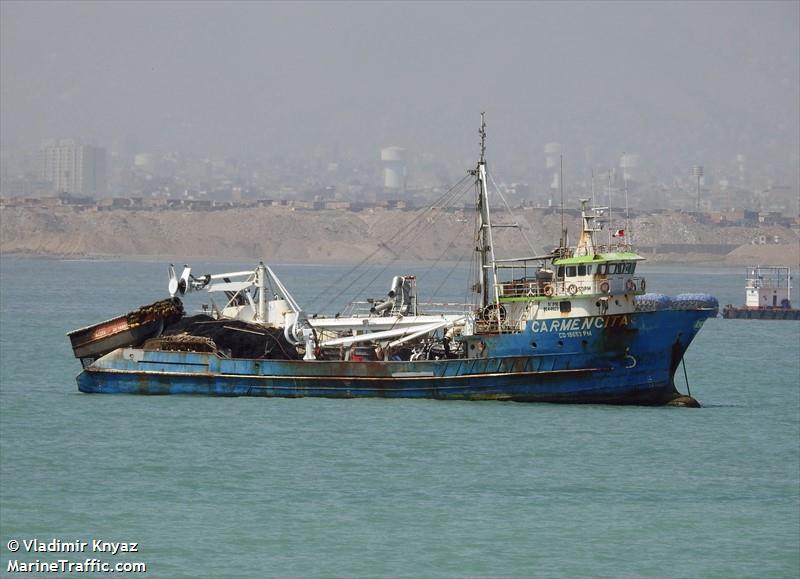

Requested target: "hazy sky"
[{"left": 2, "top": 1, "right": 798, "bottom": 179}]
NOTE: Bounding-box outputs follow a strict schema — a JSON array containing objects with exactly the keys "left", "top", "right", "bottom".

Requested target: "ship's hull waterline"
[{"left": 77, "top": 308, "right": 713, "bottom": 405}]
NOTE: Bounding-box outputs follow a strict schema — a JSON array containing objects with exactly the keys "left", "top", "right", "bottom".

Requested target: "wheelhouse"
[{"left": 553, "top": 252, "right": 645, "bottom": 296}]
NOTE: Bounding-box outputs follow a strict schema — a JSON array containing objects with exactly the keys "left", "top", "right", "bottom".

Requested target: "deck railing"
[
  {"left": 553, "top": 242, "right": 633, "bottom": 259},
  {"left": 497, "top": 276, "right": 646, "bottom": 299}
]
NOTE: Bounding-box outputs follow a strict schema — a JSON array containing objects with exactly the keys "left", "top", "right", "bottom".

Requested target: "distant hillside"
[{"left": 1, "top": 205, "right": 798, "bottom": 267}]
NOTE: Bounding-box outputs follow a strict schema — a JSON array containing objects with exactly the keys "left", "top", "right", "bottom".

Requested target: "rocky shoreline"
[{"left": 2, "top": 205, "right": 798, "bottom": 267}]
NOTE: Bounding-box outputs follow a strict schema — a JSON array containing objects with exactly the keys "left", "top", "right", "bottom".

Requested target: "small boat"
[
  {"left": 70, "top": 116, "right": 718, "bottom": 405},
  {"left": 722, "top": 266, "right": 799, "bottom": 320}
]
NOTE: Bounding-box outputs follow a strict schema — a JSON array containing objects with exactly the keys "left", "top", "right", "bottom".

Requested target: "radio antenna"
[
  {"left": 560, "top": 155, "right": 565, "bottom": 249},
  {"left": 623, "top": 152, "right": 630, "bottom": 247},
  {"left": 607, "top": 170, "right": 613, "bottom": 246}
]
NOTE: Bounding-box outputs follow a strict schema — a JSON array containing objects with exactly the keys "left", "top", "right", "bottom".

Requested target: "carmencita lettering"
[{"left": 531, "top": 315, "right": 630, "bottom": 333}]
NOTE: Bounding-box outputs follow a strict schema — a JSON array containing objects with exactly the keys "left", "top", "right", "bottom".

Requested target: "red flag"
[{"left": 612, "top": 229, "right": 625, "bottom": 237}]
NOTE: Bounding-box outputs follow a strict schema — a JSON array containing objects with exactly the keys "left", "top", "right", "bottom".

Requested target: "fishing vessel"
[
  {"left": 70, "top": 116, "right": 718, "bottom": 405},
  {"left": 722, "top": 266, "right": 799, "bottom": 320}
]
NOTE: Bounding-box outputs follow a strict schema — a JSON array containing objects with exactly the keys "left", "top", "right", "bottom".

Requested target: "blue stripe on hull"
[
  {"left": 78, "top": 366, "right": 673, "bottom": 403},
  {"left": 76, "top": 308, "right": 713, "bottom": 405}
]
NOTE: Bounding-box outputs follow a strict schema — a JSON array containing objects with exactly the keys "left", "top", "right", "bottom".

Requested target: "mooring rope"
[{"left": 682, "top": 358, "right": 692, "bottom": 397}]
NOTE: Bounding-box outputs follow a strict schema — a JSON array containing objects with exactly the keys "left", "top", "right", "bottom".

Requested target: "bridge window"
[
  {"left": 566, "top": 266, "right": 576, "bottom": 277},
  {"left": 578, "top": 265, "right": 586, "bottom": 276},
  {"left": 597, "top": 264, "right": 607, "bottom": 275},
  {"left": 557, "top": 265, "right": 564, "bottom": 278}
]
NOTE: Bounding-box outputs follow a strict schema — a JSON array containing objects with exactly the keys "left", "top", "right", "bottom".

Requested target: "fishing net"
[{"left": 162, "top": 315, "right": 301, "bottom": 360}]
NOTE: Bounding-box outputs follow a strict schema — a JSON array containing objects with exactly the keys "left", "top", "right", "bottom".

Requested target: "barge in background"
[
  {"left": 722, "top": 266, "right": 799, "bottom": 320},
  {"left": 69, "top": 115, "right": 718, "bottom": 405}
]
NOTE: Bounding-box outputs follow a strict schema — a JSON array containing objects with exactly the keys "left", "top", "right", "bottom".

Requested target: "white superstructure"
[{"left": 744, "top": 266, "right": 792, "bottom": 309}]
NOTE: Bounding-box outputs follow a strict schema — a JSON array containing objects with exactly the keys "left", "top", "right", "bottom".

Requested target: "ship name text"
[{"left": 531, "top": 315, "right": 630, "bottom": 334}]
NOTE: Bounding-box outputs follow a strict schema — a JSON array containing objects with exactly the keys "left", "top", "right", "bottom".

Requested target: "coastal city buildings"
[
  {"left": 40, "top": 139, "right": 107, "bottom": 196},
  {"left": 0, "top": 139, "right": 796, "bottom": 221}
]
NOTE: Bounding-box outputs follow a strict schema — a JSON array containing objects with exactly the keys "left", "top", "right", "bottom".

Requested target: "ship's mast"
[
  {"left": 475, "top": 113, "right": 500, "bottom": 311},
  {"left": 576, "top": 199, "right": 600, "bottom": 256}
]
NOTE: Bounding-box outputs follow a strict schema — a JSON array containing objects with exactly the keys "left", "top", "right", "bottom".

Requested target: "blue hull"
[{"left": 76, "top": 306, "right": 715, "bottom": 405}]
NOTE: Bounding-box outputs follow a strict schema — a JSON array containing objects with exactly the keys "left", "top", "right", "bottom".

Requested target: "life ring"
[
  {"left": 625, "top": 280, "right": 636, "bottom": 292},
  {"left": 600, "top": 281, "right": 610, "bottom": 294},
  {"left": 640, "top": 279, "right": 646, "bottom": 292},
  {"left": 543, "top": 284, "right": 554, "bottom": 297},
  {"left": 567, "top": 284, "right": 578, "bottom": 295}
]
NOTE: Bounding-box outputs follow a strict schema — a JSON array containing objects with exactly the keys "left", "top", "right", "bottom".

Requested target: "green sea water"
[{"left": 1, "top": 258, "right": 798, "bottom": 578}]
